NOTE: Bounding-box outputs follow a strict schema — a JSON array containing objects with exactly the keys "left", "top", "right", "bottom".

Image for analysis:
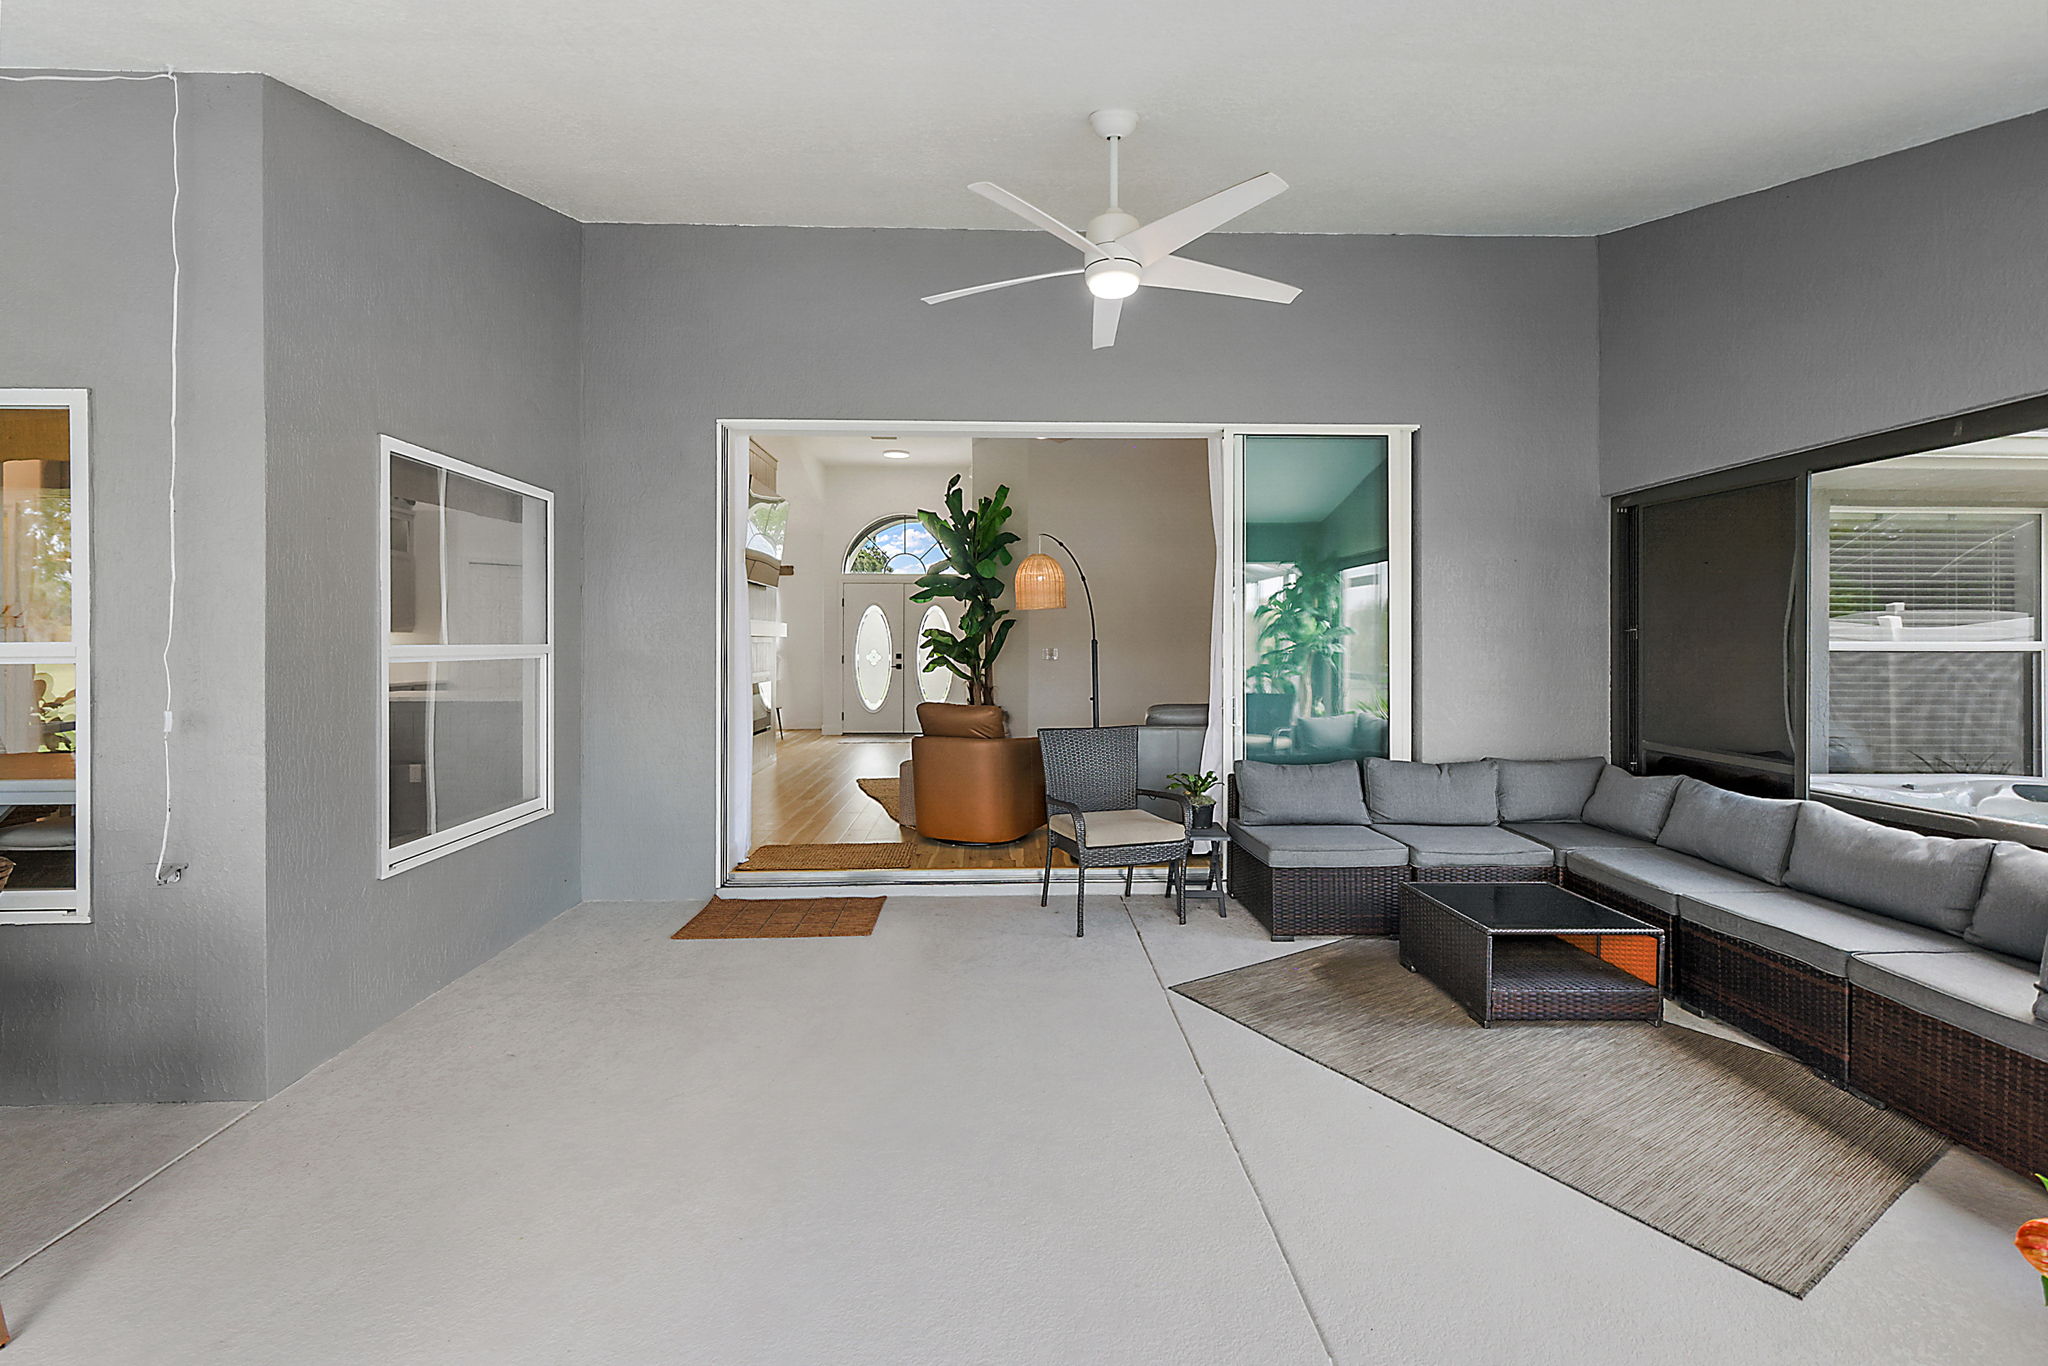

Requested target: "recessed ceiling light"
[{"left": 883, "top": 449, "right": 911, "bottom": 460}]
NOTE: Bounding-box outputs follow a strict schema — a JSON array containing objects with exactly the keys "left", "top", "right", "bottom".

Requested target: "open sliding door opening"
[{"left": 716, "top": 421, "right": 1414, "bottom": 889}]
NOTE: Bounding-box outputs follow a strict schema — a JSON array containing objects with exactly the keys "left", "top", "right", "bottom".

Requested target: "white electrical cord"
[
  {"left": 1, "top": 68, "right": 183, "bottom": 882},
  {"left": 155, "top": 70, "right": 182, "bottom": 884}
]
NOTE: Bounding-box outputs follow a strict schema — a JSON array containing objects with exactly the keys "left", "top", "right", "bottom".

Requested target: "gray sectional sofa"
[{"left": 1225, "top": 754, "right": 2048, "bottom": 1178}]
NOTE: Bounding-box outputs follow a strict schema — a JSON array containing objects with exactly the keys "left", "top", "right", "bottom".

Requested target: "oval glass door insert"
[
  {"left": 853, "top": 603, "right": 892, "bottom": 712},
  {"left": 916, "top": 605, "right": 951, "bottom": 703}
]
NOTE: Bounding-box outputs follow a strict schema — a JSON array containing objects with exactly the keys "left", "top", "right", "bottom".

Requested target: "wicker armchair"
[{"left": 1037, "top": 726, "right": 1193, "bottom": 937}]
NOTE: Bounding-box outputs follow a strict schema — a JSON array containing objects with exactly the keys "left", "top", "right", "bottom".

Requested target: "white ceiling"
[{"left": 7, "top": 1, "right": 2048, "bottom": 234}]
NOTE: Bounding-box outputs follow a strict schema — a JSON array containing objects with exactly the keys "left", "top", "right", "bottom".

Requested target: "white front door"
[{"left": 840, "top": 582, "right": 965, "bottom": 733}]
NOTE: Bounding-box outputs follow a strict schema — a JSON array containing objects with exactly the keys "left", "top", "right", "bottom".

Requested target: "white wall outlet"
[{"left": 1042, "top": 647, "right": 1059, "bottom": 660}]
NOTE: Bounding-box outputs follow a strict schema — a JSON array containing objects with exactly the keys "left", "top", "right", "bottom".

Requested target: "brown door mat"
[
  {"left": 673, "top": 897, "right": 884, "bottom": 939},
  {"left": 738, "top": 842, "right": 912, "bottom": 871}
]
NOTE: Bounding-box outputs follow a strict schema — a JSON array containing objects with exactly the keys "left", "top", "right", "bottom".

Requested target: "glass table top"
[{"left": 1408, "top": 882, "right": 1659, "bottom": 934}]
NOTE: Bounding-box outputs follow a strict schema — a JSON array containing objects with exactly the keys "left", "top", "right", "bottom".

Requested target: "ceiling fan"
[{"left": 921, "top": 109, "right": 1301, "bottom": 349}]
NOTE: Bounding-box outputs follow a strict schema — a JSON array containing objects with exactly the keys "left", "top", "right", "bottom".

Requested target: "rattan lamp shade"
[{"left": 1013, "top": 552, "right": 1066, "bottom": 610}]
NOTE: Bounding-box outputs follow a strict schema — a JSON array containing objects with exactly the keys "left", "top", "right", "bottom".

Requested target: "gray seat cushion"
[
  {"left": 1502, "top": 821, "right": 1658, "bottom": 866},
  {"left": 1655, "top": 779, "right": 1804, "bottom": 885},
  {"left": 1364, "top": 758, "right": 1499, "bottom": 826},
  {"left": 1850, "top": 950, "right": 2048, "bottom": 1064},
  {"left": 1678, "top": 889, "right": 1971, "bottom": 977},
  {"left": 1493, "top": 757, "right": 1605, "bottom": 823},
  {"left": 1563, "top": 846, "right": 1771, "bottom": 914},
  {"left": 1964, "top": 842, "right": 2048, "bottom": 964},
  {"left": 1373, "top": 824, "right": 1553, "bottom": 868},
  {"left": 1234, "top": 760, "right": 1369, "bottom": 826},
  {"left": 1227, "top": 819, "right": 1409, "bottom": 869},
  {"left": 1579, "top": 766, "right": 1683, "bottom": 840},
  {"left": 1781, "top": 801, "right": 1993, "bottom": 935}
]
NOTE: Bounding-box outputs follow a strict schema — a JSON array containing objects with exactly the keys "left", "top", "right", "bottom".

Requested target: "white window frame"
[
  {"left": 377, "top": 435, "right": 555, "bottom": 877},
  {"left": 0, "top": 389, "right": 91, "bottom": 924},
  {"left": 1822, "top": 503, "right": 2046, "bottom": 775}
]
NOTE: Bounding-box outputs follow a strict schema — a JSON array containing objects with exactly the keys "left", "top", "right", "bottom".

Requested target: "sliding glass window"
[
  {"left": 0, "top": 393, "right": 88, "bottom": 921},
  {"left": 380, "top": 437, "right": 553, "bottom": 876},
  {"left": 1810, "top": 429, "right": 2048, "bottom": 829}
]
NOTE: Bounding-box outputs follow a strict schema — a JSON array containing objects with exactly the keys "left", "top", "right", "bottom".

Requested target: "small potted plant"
[{"left": 1168, "top": 771, "right": 1221, "bottom": 828}]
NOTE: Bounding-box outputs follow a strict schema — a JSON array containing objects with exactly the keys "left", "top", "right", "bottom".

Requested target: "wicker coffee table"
[{"left": 1399, "top": 882, "right": 1665, "bottom": 1027}]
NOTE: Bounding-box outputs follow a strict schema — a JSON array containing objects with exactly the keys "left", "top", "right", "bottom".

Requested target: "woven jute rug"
[
  {"left": 673, "top": 897, "right": 884, "bottom": 939},
  {"left": 1174, "top": 939, "right": 1946, "bottom": 1295},
  {"left": 855, "top": 777, "right": 909, "bottom": 826},
  {"left": 737, "top": 842, "right": 912, "bottom": 871}
]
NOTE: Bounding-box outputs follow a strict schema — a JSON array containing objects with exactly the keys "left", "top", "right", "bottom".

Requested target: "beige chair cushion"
[{"left": 1049, "top": 809, "right": 1184, "bottom": 848}]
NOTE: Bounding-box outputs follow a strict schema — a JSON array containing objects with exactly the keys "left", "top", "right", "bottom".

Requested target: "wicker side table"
[
  {"left": 1167, "top": 830, "right": 1229, "bottom": 918},
  {"left": 1399, "top": 882, "right": 1665, "bottom": 1027}
]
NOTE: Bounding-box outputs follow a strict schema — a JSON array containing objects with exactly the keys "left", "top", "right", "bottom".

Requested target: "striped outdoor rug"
[{"left": 1174, "top": 938, "right": 1945, "bottom": 1295}]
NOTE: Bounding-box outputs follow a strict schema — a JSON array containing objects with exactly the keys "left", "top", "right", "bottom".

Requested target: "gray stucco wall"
[
  {"left": 260, "top": 83, "right": 585, "bottom": 1091},
  {"left": 579, "top": 225, "right": 1607, "bottom": 900},
  {"left": 1600, "top": 106, "right": 2048, "bottom": 495},
  {"left": 0, "top": 73, "right": 271, "bottom": 1102}
]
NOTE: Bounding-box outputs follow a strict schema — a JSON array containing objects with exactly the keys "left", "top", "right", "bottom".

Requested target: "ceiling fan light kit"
[{"left": 921, "top": 108, "right": 1302, "bottom": 349}]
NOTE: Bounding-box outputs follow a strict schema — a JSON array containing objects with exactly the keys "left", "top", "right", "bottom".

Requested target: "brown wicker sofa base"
[
  {"left": 1849, "top": 986, "right": 2048, "bottom": 1178},
  {"left": 1228, "top": 849, "right": 1407, "bottom": 940},
  {"left": 1558, "top": 873, "right": 1681, "bottom": 995},
  {"left": 1675, "top": 921, "right": 1849, "bottom": 1080},
  {"left": 1412, "top": 864, "right": 1560, "bottom": 885},
  {"left": 1558, "top": 871, "right": 1673, "bottom": 934}
]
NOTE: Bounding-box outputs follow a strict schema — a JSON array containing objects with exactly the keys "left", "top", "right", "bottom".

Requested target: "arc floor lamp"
[{"left": 1014, "top": 534, "right": 1100, "bottom": 727}]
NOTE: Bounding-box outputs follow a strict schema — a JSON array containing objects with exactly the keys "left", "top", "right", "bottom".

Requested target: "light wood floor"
[{"left": 750, "top": 728, "right": 1074, "bottom": 871}]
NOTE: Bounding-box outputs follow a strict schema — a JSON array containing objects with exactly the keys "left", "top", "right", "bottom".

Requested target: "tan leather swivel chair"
[{"left": 907, "top": 703, "right": 1046, "bottom": 845}]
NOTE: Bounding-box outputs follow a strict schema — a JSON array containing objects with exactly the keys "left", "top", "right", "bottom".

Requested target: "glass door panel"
[{"left": 1240, "top": 435, "right": 1393, "bottom": 764}]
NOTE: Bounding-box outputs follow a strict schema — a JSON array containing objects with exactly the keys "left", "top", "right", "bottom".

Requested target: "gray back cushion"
[
  {"left": 1579, "top": 766, "right": 1683, "bottom": 840},
  {"left": 1965, "top": 842, "right": 2048, "bottom": 963},
  {"left": 1233, "top": 760, "right": 1369, "bottom": 826},
  {"left": 1784, "top": 801, "right": 1995, "bottom": 934},
  {"left": 1364, "top": 758, "right": 1500, "bottom": 826},
  {"left": 1654, "top": 779, "right": 1804, "bottom": 885},
  {"left": 1494, "top": 757, "right": 1605, "bottom": 823}
]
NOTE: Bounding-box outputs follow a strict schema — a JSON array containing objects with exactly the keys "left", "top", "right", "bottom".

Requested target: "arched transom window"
[{"left": 845, "top": 516, "right": 946, "bottom": 574}]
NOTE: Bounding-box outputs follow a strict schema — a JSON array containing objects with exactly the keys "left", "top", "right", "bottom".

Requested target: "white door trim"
[{"left": 716, "top": 419, "right": 1419, "bottom": 888}]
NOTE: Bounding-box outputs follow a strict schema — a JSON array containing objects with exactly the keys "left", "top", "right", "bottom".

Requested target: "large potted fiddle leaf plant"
[{"left": 911, "top": 475, "right": 1021, "bottom": 707}]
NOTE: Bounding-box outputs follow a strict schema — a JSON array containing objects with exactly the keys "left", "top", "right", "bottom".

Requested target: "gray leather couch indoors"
[{"left": 1138, "top": 704, "right": 1208, "bottom": 820}]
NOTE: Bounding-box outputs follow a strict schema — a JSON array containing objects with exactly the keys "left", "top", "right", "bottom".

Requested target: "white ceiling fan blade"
[
  {"left": 921, "top": 268, "right": 1083, "bottom": 305},
  {"left": 1141, "top": 255, "right": 1301, "bottom": 304},
  {"left": 1092, "top": 295, "right": 1123, "bottom": 350},
  {"left": 969, "top": 182, "right": 1101, "bottom": 255},
  {"left": 1120, "top": 172, "right": 1289, "bottom": 265}
]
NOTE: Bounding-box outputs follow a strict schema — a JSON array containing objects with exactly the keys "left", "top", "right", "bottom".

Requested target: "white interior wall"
[
  {"left": 980, "top": 438, "right": 1214, "bottom": 734},
  {"left": 774, "top": 455, "right": 969, "bottom": 731}
]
